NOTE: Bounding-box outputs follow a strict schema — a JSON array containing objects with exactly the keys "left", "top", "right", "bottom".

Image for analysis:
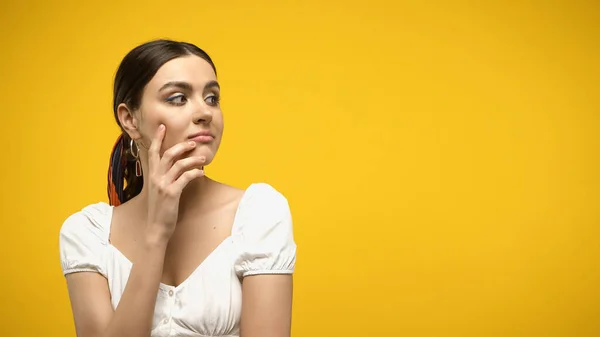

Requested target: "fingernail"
[
  {"left": 200, "top": 156, "right": 206, "bottom": 161},
  {"left": 188, "top": 141, "right": 196, "bottom": 146},
  {"left": 159, "top": 124, "right": 165, "bottom": 130}
]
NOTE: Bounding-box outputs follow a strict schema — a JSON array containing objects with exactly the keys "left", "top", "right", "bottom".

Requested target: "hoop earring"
[{"left": 130, "top": 139, "right": 142, "bottom": 177}]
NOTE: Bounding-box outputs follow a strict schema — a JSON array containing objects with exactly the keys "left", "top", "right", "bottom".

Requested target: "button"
[{"left": 168, "top": 290, "right": 174, "bottom": 296}]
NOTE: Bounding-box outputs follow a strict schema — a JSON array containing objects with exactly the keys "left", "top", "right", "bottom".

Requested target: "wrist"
[{"left": 144, "top": 226, "right": 171, "bottom": 248}]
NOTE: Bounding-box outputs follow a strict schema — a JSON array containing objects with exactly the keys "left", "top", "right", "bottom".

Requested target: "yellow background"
[{"left": 0, "top": 1, "right": 598, "bottom": 336}]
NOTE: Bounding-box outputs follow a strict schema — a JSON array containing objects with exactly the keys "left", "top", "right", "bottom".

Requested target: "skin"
[{"left": 64, "top": 55, "right": 293, "bottom": 337}]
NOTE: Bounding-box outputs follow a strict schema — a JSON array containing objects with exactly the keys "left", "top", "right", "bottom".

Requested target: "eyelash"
[
  {"left": 165, "top": 93, "right": 221, "bottom": 106},
  {"left": 165, "top": 94, "right": 186, "bottom": 106},
  {"left": 206, "top": 95, "right": 220, "bottom": 105}
]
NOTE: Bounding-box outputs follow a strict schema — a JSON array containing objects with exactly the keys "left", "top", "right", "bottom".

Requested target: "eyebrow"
[
  {"left": 158, "top": 80, "right": 220, "bottom": 92},
  {"left": 205, "top": 80, "right": 220, "bottom": 90}
]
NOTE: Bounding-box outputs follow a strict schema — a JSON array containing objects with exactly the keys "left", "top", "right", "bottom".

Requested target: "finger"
[
  {"left": 159, "top": 141, "right": 198, "bottom": 174},
  {"left": 171, "top": 168, "right": 205, "bottom": 192},
  {"left": 164, "top": 156, "right": 206, "bottom": 183},
  {"left": 148, "top": 124, "right": 166, "bottom": 171}
]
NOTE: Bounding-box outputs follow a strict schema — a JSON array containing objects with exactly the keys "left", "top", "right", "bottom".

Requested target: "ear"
[{"left": 117, "top": 103, "right": 141, "bottom": 140}]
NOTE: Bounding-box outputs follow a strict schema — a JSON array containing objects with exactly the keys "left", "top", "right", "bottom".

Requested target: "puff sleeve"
[
  {"left": 234, "top": 184, "right": 297, "bottom": 278},
  {"left": 59, "top": 204, "right": 109, "bottom": 278}
]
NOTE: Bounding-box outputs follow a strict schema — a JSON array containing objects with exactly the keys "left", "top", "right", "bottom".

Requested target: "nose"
[{"left": 193, "top": 102, "right": 213, "bottom": 125}]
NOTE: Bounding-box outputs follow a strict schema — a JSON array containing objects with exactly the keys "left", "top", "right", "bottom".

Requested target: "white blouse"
[{"left": 59, "top": 183, "right": 297, "bottom": 337}]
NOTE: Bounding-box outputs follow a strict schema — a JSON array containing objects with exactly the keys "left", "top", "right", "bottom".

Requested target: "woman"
[{"left": 59, "top": 39, "right": 297, "bottom": 337}]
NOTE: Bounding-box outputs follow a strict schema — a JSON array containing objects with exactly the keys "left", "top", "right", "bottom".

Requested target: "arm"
[
  {"left": 235, "top": 184, "right": 297, "bottom": 337},
  {"left": 65, "top": 237, "right": 168, "bottom": 337},
  {"left": 240, "top": 274, "right": 294, "bottom": 337},
  {"left": 64, "top": 125, "right": 204, "bottom": 337}
]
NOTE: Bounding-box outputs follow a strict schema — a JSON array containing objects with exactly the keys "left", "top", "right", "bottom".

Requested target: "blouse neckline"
[{"left": 102, "top": 184, "right": 255, "bottom": 291}]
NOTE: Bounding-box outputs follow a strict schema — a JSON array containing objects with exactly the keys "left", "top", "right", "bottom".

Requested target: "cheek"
[
  {"left": 139, "top": 106, "right": 187, "bottom": 150},
  {"left": 162, "top": 119, "right": 189, "bottom": 149},
  {"left": 214, "top": 112, "right": 225, "bottom": 134}
]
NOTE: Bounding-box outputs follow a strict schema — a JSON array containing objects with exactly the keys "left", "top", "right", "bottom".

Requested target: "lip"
[{"left": 188, "top": 131, "right": 215, "bottom": 143}]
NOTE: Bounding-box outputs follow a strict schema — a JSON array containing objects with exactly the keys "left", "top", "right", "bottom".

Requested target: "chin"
[{"left": 192, "top": 146, "right": 216, "bottom": 163}]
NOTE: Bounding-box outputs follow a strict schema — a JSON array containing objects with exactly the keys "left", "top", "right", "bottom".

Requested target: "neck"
[
  {"left": 179, "top": 174, "right": 213, "bottom": 211},
  {"left": 136, "top": 174, "right": 213, "bottom": 217}
]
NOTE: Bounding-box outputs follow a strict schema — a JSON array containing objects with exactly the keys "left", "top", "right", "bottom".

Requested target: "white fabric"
[{"left": 59, "top": 183, "right": 297, "bottom": 337}]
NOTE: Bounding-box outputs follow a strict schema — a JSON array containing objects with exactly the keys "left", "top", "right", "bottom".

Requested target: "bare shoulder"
[
  {"left": 111, "top": 194, "right": 144, "bottom": 221},
  {"left": 209, "top": 180, "right": 247, "bottom": 206},
  {"left": 213, "top": 180, "right": 246, "bottom": 194},
  {"left": 108, "top": 196, "right": 150, "bottom": 265},
  {"left": 109, "top": 196, "right": 142, "bottom": 235}
]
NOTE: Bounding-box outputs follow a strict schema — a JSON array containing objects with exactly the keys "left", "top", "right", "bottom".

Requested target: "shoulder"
[
  {"left": 235, "top": 182, "right": 294, "bottom": 240},
  {"left": 59, "top": 202, "right": 113, "bottom": 277},
  {"left": 234, "top": 183, "right": 297, "bottom": 277},
  {"left": 59, "top": 202, "right": 113, "bottom": 241},
  {"left": 243, "top": 183, "right": 291, "bottom": 217}
]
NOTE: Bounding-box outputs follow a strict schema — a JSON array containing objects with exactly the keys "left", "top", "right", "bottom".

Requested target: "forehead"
[{"left": 148, "top": 55, "right": 216, "bottom": 89}]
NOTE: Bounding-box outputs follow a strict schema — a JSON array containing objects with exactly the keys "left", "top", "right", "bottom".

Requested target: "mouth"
[{"left": 188, "top": 131, "right": 215, "bottom": 144}]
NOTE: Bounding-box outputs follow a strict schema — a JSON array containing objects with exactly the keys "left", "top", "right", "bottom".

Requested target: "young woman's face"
[{"left": 137, "top": 55, "right": 223, "bottom": 166}]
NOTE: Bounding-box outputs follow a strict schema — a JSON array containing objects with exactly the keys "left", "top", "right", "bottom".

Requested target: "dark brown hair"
[{"left": 107, "top": 39, "right": 217, "bottom": 206}]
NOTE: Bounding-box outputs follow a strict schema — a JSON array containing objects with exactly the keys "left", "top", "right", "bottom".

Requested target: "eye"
[
  {"left": 205, "top": 94, "right": 220, "bottom": 106},
  {"left": 166, "top": 94, "right": 187, "bottom": 106}
]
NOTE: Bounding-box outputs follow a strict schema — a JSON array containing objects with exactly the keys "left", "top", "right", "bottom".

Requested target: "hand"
[{"left": 145, "top": 124, "right": 205, "bottom": 241}]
